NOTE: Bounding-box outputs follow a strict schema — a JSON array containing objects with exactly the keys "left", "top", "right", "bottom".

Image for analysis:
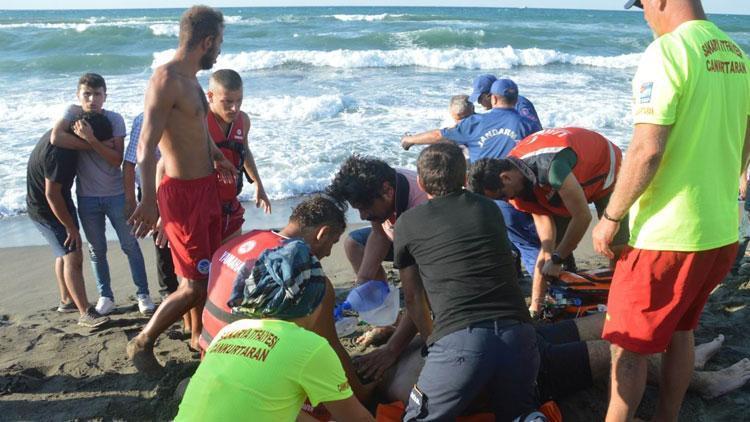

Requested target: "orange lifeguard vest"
[
  {"left": 207, "top": 111, "right": 246, "bottom": 203},
  {"left": 508, "top": 127, "right": 622, "bottom": 217},
  {"left": 199, "top": 229, "right": 286, "bottom": 351}
]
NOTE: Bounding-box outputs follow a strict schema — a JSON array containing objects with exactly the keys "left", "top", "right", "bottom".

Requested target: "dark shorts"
[
  {"left": 404, "top": 320, "right": 539, "bottom": 421},
  {"left": 30, "top": 210, "right": 79, "bottom": 258},
  {"left": 348, "top": 227, "right": 394, "bottom": 261},
  {"left": 535, "top": 320, "right": 593, "bottom": 401}
]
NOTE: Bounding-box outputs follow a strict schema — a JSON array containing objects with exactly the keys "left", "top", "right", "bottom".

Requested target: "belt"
[{"left": 468, "top": 318, "right": 520, "bottom": 331}]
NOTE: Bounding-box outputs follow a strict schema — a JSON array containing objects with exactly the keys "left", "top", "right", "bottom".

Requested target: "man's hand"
[
  {"left": 400, "top": 134, "right": 413, "bottom": 151},
  {"left": 256, "top": 185, "right": 271, "bottom": 214},
  {"left": 592, "top": 217, "right": 620, "bottom": 259},
  {"left": 128, "top": 199, "right": 159, "bottom": 238},
  {"left": 353, "top": 345, "right": 398, "bottom": 382},
  {"left": 73, "top": 120, "right": 96, "bottom": 144},
  {"left": 64, "top": 226, "right": 81, "bottom": 251},
  {"left": 541, "top": 259, "right": 562, "bottom": 277},
  {"left": 214, "top": 155, "right": 237, "bottom": 185},
  {"left": 153, "top": 217, "right": 169, "bottom": 248}
]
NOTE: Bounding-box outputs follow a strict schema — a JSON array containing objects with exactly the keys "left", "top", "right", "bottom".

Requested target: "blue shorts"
[
  {"left": 348, "top": 227, "right": 394, "bottom": 262},
  {"left": 404, "top": 320, "right": 539, "bottom": 421},
  {"left": 31, "top": 213, "right": 79, "bottom": 258}
]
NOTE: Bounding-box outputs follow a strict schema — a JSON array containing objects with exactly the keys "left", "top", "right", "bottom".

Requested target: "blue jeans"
[
  {"left": 77, "top": 194, "right": 149, "bottom": 299},
  {"left": 497, "top": 200, "right": 540, "bottom": 275},
  {"left": 404, "top": 320, "right": 540, "bottom": 421}
]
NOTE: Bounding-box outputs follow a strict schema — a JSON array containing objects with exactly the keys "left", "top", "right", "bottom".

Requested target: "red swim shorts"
[
  {"left": 602, "top": 243, "right": 737, "bottom": 354},
  {"left": 158, "top": 174, "right": 222, "bottom": 280},
  {"left": 220, "top": 197, "right": 245, "bottom": 240}
]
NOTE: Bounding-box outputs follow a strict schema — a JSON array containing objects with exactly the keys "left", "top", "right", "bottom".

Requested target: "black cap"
[{"left": 624, "top": 0, "right": 643, "bottom": 9}]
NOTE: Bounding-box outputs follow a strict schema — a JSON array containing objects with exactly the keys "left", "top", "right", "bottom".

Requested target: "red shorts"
[
  {"left": 221, "top": 198, "right": 245, "bottom": 240},
  {"left": 602, "top": 243, "right": 737, "bottom": 354},
  {"left": 158, "top": 174, "right": 222, "bottom": 280}
]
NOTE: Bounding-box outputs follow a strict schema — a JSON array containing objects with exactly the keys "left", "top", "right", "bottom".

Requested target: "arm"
[
  {"left": 400, "top": 129, "right": 445, "bottom": 151},
  {"left": 549, "top": 174, "right": 592, "bottom": 262},
  {"left": 50, "top": 118, "right": 92, "bottom": 151},
  {"left": 592, "top": 124, "right": 670, "bottom": 258},
  {"left": 529, "top": 212, "right": 556, "bottom": 315},
  {"left": 241, "top": 114, "right": 271, "bottom": 213},
  {"left": 123, "top": 161, "right": 137, "bottom": 217},
  {"left": 130, "top": 69, "right": 174, "bottom": 237},
  {"left": 312, "top": 279, "right": 369, "bottom": 402},
  {"left": 356, "top": 223, "right": 391, "bottom": 282},
  {"left": 739, "top": 118, "right": 750, "bottom": 199},
  {"left": 323, "top": 396, "right": 374, "bottom": 422},
  {"left": 399, "top": 265, "right": 432, "bottom": 339},
  {"left": 45, "top": 179, "right": 81, "bottom": 250},
  {"left": 69, "top": 119, "right": 123, "bottom": 167}
]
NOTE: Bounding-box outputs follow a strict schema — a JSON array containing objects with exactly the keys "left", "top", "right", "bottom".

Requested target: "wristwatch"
[{"left": 550, "top": 252, "right": 564, "bottom": 265}]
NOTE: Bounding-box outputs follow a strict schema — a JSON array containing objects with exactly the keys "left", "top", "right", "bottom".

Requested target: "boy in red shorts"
[{"left": 206, "top": 69, "right": 271, "bottom": 241}]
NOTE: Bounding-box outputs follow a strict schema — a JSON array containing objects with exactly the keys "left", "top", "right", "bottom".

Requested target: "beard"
[
  {"left": 519, "top": 177, "right": 536, "bottom": 202},
  {"left": 200, "top": 47, "right": 219, "bottom": 70}
]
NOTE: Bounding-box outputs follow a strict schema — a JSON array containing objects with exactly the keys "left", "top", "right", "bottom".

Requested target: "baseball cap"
[
  {"left": 468, "top": 74, "right": 497, "bottom": 103},
  {"left": 490, "top": 79, "right": 519, "bottom": 100},
  {"left": 624, "top": 0, "right": 643, "bottom": 9}
]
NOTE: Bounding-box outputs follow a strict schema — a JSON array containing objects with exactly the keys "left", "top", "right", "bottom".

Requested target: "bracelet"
[{"left": 602, "top": 210, "right": 622, "bottom": 223}]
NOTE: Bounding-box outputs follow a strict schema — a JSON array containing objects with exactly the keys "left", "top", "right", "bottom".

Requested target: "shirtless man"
[{"left": 126, "top": 6, "right": 236, "bottom": 373}]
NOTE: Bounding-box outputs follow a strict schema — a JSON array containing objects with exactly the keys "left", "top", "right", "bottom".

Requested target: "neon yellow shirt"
[
  {"left": 176, "top": 319, "right": 352, "bottom": 422},
  {"left": 629, "top": 20, "right": 750, "bottom": 251}
]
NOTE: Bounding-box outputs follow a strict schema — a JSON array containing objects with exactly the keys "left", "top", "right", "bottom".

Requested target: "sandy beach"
[{"left": 1, "top": 205, "right": 748, "bottom": 421}]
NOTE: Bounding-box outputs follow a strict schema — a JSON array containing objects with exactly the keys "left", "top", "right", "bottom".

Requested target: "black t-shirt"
[
  {"left": 394, "top": 190, "right": 530, "bottom": 344},
  {"left": 26, "top": 130, "right": 78, "bottom": 223}
]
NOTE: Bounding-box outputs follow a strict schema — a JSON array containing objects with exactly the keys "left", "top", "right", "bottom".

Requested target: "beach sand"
[{"left": 1, "top": 218, "right": 748, "bottom": 421}]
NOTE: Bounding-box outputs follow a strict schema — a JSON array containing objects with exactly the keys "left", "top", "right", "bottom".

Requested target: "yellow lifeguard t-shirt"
[
  {"left": 176, "top": 319, "right": 352, "bottom": 422},
  {"left": 629, "top": 20, "right": 750, "bottom": 251}
]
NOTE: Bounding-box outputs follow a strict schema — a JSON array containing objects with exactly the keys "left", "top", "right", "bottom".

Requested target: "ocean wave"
[
  {"left": 149, "top": 23, "right": 179, "bottom": 37},
  {"left": 330, "top": 13, "right": 403, "bottom": 22},
  {"left": 251, "top": 94, "right": 358, "bottom": 122},
  {"left": 152, "top": 47, "right": 640, "bottom": 71}
]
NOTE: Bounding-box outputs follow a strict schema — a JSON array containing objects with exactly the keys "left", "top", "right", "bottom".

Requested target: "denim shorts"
[
  {"left": 31, "top": 213, "right": 79, "bottom": 258},
  {"left": 348, "top": 227, "right": 394, "bottom": 262}
]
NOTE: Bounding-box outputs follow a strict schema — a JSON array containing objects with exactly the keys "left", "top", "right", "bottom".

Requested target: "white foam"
[
  {"left": 224, "top": 15, "right": 244, "bottom": 24},
  {"left": 151, "top": 47, "right": 641, "bottom": 71},
  {"left": 149, "top": 24, "right": 179, "bottom": 37},
  {"left": 330, "top": 14, "right": 403, "bottom": 22},
  {"left": 251, "top": 95, "right": 358, "bottom": 122}
]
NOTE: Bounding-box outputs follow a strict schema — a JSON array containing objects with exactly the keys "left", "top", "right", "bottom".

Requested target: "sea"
[{"left": 0, "top": 7, "right": 748, "bottom": 246}]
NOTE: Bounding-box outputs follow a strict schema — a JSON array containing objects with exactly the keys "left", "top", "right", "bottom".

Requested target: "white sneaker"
[
  {"left": 137, "top": 294, "right": 156, "bottom": 315},
  {"left": 95, "top": 296, "right": 115, "bottom": 316}
]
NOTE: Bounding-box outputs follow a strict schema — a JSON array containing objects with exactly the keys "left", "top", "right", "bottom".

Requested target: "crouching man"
[{"left": 363, "top": 143, "right": 539, "bottom": 420}]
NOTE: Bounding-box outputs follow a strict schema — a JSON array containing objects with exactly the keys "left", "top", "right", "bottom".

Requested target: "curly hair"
[
  {"left": 289, "top": 195, "right": 347, "bottom": 234},
  {"left": 326, "top": 155, "right": 396, "bottom": 208},
  {"left": 467, "top": 158, "right": 514, "bottom": 194}
]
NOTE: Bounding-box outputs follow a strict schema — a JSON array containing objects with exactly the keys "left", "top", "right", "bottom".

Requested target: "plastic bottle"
[
  {"left": 335, "top": 316, "right": 358, "bottom": 337},
  {"left": 333, "top": 280, "right": 400, "bottom": 326}
]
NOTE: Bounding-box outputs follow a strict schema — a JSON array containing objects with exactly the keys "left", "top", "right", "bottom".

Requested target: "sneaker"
[
  {"left": 95, "top": 296, "right": 115, "bottom": 316},
  {"left": 56, "top": 301, "right": 78, "bottom": 313},
  {"left": 78, "top": 307, "right": 109, "bottom": 328},
  {"left": 137, "top": 294, "right": 156, "bottom": 315}
]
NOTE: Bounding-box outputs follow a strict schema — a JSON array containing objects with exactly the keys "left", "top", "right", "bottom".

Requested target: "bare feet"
[
  {"left": 356, "top": 326, "right": 395, "bottom": 348},
  {"left": 695, "top": 334, "right": 725, "bottom": 370},
  {"left": 127, "top": 337, "right": 163, "bottom": 375},
  {"left": 697, "top": 358, "right": 750, "bottom": 399}
]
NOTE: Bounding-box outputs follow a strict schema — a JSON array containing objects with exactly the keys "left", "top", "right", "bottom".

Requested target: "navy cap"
[
  {"left": 468, "top": 74, "right": 497, "bottom": 103},
  {"left": 624, "top": 0, "right": 643, "bottom": 9},
  {"left": 490, "top": 79, "right": 519, "bottom": 99}
]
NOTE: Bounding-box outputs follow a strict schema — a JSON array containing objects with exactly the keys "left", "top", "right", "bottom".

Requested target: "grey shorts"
[{"left": 31, "top": 214, "right": 78, "bottom": 258}]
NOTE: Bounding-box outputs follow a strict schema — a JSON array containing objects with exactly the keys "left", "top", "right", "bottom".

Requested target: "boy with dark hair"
[
  {"left": 381, "top": 142, "right": 539, "bottom": 420},
  {"left": 206, "top": 69, "right": 271, "bottom": 241},
  {"left": 199, "top": 195, "right": 370, "bottom": 403},
  {"left": 27, "top": 112, "right": 113, "bottom": 328},
  {"left": 50, "top": 72, "right": 155, "bottom": 316}
]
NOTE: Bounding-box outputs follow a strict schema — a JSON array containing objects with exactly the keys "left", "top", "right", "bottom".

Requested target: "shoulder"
[{"left": 104, "top": 110, "right": 125, "bottom": 124}]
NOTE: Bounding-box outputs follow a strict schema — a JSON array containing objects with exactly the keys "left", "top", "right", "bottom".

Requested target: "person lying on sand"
[
  {"left": 367, "top": 313, "right": 750, "bottom": 413},
  {"left": 175, "top": 235, "right": 372, "bottom": 421}
]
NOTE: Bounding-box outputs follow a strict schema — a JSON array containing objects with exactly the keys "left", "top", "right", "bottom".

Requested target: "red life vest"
[
  {"left": 207, "top": 111, "right": 246, "bottom": 203},
  {"left": 199, "top": 229, "right": 286, "bottom": 351},
  {"left": 508, "top": 127, "right": 622, "bottom": 217}
]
